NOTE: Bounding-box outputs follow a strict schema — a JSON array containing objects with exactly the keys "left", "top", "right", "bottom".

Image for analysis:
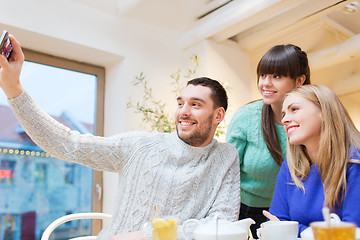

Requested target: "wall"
[
  {"left": 0, "top": 0, "right": 253, "bottom": 216},
  {"left": 184, "top": 40, "right": 253, "bottom": 139}
]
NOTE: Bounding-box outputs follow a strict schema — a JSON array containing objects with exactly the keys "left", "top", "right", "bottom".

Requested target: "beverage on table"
[
  {"left": 311, "top": 221, "right": 356, "bottom": 240},
  {"left": 151, "top": 217, "right": 179, "bottom": 240}
]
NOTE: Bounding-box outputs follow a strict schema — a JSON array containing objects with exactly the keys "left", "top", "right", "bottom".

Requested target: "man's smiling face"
[{"left": 175, "top": 84, "right": 218, "bottom": 147}]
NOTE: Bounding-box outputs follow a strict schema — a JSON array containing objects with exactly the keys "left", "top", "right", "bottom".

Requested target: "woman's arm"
[
  {"left": 341, "top": 162, "right": 360, "bottom": 226},
  {"left": 226, "top": 108, "right": 249, "bottom": 165},
  {"left": 268, "top": 161, "right": 291, "bottom": 221}
]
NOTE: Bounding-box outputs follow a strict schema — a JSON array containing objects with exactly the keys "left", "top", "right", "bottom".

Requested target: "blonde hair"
[{"left": 286, "top": 85, "right": 360, "bottom": 210}]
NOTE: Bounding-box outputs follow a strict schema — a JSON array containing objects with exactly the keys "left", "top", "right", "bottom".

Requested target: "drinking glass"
[
  {"left": 143, "top": 216, "right": 179, "bottom": 240},
  {"left": 311, "top": 221, "right": 356, "bottom": 240}
]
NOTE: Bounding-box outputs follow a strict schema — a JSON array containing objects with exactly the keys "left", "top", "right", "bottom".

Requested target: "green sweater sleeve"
[{"left": 226, "top": 106, "right": 250, "bottom": 165}]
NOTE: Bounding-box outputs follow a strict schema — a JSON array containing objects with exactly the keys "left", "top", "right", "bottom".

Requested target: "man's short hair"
[{"left": 187, "top": 77, "right": 228, "bottom": 111}]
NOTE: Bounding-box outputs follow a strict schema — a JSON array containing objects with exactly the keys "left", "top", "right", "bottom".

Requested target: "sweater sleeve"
[
  {"left": 341, "top": 162, "right": 360, "bottom": 226},
  {"left": 269, "top": 161, "right": 290, "bottom": 221},
  {"left": 269, "top": 161, "right": 310, "bottom": 235},
  {"left": 226, "top": 108, "right": 248, "bottom": 165},
  {"left": 8, "top": 91, "right": 141, "bottom": 172}
]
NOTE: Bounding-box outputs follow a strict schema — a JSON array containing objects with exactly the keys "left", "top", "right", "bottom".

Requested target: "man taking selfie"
[{"left": 0, "top": 35, "right": 240, "bottom": 240}]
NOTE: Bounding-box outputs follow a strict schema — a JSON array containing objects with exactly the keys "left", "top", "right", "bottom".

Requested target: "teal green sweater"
[{"left": 226, "top": 100, "right": 287, "bottom": 208}]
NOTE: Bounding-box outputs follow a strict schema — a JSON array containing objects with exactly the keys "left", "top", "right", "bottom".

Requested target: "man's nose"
[{"left": 179, "top": 103, "right": 191, "bottom": 116}]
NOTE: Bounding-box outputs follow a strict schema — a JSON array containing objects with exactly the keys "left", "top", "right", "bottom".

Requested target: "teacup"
[
  {"left": 257, "top": 221, "right": 298, "bottom": 240},
  {"left": 311, "top": 221, "right": 356, "bottom": 240},
  {"left": 143, "top": 216, "right": 179, "bottom": 240}
]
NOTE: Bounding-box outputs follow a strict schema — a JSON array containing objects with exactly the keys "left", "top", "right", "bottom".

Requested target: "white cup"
[{"left": 257, "top": 221, "right": 298, "bottom": 240}]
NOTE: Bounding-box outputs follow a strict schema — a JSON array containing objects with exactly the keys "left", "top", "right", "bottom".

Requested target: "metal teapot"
[{"left": 182, "top": 217, "right": 255, "bottom": 240}]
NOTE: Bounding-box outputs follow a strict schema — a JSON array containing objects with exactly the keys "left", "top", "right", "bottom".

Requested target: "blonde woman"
[{"left": 264, "top": 85, "right": 360, "bottom": 234}]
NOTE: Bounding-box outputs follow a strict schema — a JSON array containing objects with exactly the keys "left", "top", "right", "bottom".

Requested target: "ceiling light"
[{"left": 343, "top": 1, "right": 360, "bottom": 14}]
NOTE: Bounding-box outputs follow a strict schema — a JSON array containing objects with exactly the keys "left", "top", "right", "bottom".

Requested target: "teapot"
[{"left": 182, "top": 217, "right": 255, "bottom": 240}]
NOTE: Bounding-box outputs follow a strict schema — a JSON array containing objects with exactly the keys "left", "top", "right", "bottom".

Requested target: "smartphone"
[{"left": 0, "top": 30, "right": 13, "bottom": 60}]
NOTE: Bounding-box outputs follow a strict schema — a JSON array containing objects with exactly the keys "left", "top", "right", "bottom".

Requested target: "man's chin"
[
  {"left": 176, "top": 129, "right": 191, "bottom": 142},
  {"left": 177, "top": 131, "right": 189, "bottom": 141}
]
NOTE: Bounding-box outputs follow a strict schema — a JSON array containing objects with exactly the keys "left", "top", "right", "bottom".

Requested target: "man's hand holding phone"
[
  {"left": 0, "top": 31, "right": 25, "bottom": 99},
  {"left": 0, "top": 30, "right": 13, "bottom": 60}
]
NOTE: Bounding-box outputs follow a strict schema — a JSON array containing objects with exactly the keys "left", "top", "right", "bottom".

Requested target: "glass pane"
[{"left": 0, "top": 61, "right": 97, "bottom": 240}]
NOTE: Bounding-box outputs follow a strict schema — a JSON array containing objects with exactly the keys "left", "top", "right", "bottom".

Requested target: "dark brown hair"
[
  {"left": 257, "top": 44, "right": 310, "bottom": 166},
  {"left": 187, "top": 77, "right": 228, "bottom": 111}
]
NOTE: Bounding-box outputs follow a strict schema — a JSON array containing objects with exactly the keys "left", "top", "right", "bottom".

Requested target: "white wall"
[
  {"left": 183, "top": 40, "right": 253, "bottom": 139},
  {"left": 0, "top": 0, "right": 253, "bottom": 214}
]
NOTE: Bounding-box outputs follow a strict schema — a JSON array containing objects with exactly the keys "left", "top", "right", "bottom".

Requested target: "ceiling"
[{"left": 69, "top": 0, "right": 360, "bottom": 95}]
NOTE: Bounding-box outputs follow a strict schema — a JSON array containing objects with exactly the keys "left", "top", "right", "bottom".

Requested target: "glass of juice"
[
  {"left": 144, "top": 216, "right": 179, "bottom": 240},
  {"left": 311, "top": 221, "right": 356, "bottom": 240}
]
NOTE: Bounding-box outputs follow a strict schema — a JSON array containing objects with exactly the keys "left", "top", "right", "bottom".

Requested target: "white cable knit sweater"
[{"left": 8, "top": 91, "right": 241, "bottom": 240}]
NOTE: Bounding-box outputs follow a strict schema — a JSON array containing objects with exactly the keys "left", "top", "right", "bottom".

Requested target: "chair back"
[{"left": 41, "top": 212, "right": 112, "bottom": 240}]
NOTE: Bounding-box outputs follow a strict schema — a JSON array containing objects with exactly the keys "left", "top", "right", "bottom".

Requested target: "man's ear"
[
  {"left": 214, "top": 107, "right": 226, "bottom": 125},
  {"left": 295, "top": 75, "right": 306, "bottom": 86}
]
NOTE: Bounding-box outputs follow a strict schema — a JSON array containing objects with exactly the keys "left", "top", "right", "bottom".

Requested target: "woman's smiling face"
[
  {"left": 282, "top": 94, "right": 323, "bottom": 150},
  {"left": 258, "top": 74, "right": 297, "bottom": 106}
]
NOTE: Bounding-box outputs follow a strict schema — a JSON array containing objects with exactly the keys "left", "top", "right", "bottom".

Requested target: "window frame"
[{"left": 22, "top": 48, "right": 105, "bottom": 235}]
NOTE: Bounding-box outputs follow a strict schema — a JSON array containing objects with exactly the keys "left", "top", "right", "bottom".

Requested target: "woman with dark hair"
[{"left": 226, "top": 44, "right": 310, "bottom": 237}]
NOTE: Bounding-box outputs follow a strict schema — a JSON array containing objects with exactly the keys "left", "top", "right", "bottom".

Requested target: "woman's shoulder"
[
  {"left": 243, "top": 99, "right": 263, "bottom": 110},
  {"left": 349, "top": 147, "right": 360, "bottom": 164},
  {"left": 347, "top": 149, "right": 360, "bottom": 178},
  {"left": 280, "top": 159, "right": 290, "bottom": 171},
  {"left": 228, "top": 100, "right": 263, "bottom": 133},
  {"left": 276, "top": 159, "right": 292, "bottom": 181},
  {"left": 232, "top": 99, "right": 263, "bottom": 117}
]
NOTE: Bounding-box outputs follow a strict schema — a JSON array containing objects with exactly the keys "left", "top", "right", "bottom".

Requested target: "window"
[
  {"left": 0, "top": 160, "right": 15, "bottom": 184},
  {"left": 0, "top": 49, "right": 105, "bottom": 240},
  {"left": 64, "top": 163, "right": 75, "bottom": 185},
  {"left": 34, "top": 163, "right": 47, "bottom": 185},
  {"left": 3, "top": 215, "right": 17, "bottom": 240}
]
